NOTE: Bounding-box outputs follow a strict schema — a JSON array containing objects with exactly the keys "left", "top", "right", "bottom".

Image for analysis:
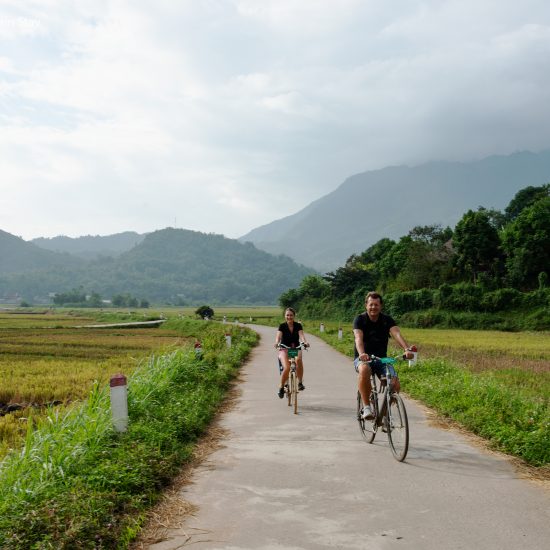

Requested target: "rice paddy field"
[
  {"left": 1, "top": 306, "right": 548, "bottom": 466},
  {"left": 0, "top": 309, "right": 190, "bottom": 459}
]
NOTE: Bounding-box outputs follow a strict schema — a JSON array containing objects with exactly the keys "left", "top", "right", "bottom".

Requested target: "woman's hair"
[
  {"left": 365, "top": 291, "right": 383, "bottom": 303},
  {"left": 285, "top": 307, "right": 296, "bottom": 315}
]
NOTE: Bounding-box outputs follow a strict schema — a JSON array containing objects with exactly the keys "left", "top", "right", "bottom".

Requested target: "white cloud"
[{"left": 1, "top": 1, "right": 550, "bottom": 240}]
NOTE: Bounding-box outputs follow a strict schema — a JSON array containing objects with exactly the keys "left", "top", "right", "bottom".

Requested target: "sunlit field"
[{"left": 0, "top": 310, "right": 189, "bottom": 458}]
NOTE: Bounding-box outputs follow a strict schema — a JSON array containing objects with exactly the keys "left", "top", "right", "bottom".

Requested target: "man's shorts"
[{"left": 354, "top": 357, "right": 398, "bottom": 379}]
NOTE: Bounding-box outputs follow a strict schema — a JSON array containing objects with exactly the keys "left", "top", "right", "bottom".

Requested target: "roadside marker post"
[
  {"left": 110, "top": 374, "right": 128, "bottom": 433},
  {"left": 225, "top": 333, "right": 232, "bottom": 348},
  {"left": 194, "top": 340, "right": 203, "bottom": 358}
]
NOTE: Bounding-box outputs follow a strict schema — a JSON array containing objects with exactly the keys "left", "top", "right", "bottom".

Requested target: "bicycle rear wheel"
[
  {"left": 357, "top": 391, "right": 376, "bottom": 443},
  {"left": 386, "top": 393, "right": 409, "bottom": 461}
]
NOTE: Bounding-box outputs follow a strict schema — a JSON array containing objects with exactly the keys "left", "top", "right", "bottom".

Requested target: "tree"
[
  {"left": 396, "top": 225, "right": 455, "bottom": 290},
  {"left": 279, "top": 288, "right": 301, "bottom": 309},
  {"left": 87, "top": 291, "right": 103, "bottom": 307},
  {"left": 501, "top": 197, "right": 550, "bottom": 289},
  {"left": 195, "top": 305, "right": 214, "bottom": 319},
  {"left": 53, "top": 287, "right": 87, "bottom": 305},
  {"left": 324, "top": 263, "right": 375, "bottom": 299},
  {"left": 504, "top": 184, "right": 550, "bottom": 222},
  {"left": 453, "top": 209, "right": 502, "bottom": 284}
]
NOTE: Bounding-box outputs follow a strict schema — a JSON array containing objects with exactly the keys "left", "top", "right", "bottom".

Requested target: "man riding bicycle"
[{"left": 353, "top": 292, "right": 415, "bottom": 420}]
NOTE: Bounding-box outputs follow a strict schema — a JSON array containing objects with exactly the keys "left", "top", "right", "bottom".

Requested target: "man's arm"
[
  {"left": 353, "top": 328, "right": 369, "bottom": 360},
  {"left": 389, "top": 325, "right": 414, "bottom": 358}
]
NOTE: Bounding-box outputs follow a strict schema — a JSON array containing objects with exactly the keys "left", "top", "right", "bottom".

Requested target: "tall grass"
[
  {"left": 0, "top": 319, "right": 258, "bottom": 549},
  {"left": 398, "top": 360, "right": 550, "bottom": 466}
]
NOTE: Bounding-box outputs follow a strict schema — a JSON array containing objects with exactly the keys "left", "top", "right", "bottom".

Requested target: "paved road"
[{"left": 149, "top": 325, "right": 549, "bottom": 550}]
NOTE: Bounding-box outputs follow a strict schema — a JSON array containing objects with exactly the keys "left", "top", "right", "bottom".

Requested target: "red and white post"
[{"left": 110, "top": 373, "right": 128, "bottom": 432}]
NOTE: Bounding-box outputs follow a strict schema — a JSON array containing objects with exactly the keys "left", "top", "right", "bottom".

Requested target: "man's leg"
[{"left": 357, "top": 361, "right": 372, "bottom": 407}]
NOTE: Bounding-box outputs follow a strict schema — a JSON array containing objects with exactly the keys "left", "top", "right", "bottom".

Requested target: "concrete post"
[{"left": 110, "top": 374, "right": 128, "bottom": 432}]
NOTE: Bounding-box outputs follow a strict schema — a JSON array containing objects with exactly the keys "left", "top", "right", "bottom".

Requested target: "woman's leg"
[
  {"left": 296, "top": 352, "right": 304, "bottom": 381},
  {"left": 279, "top": 351, "right": 290, "bottom": 387}
]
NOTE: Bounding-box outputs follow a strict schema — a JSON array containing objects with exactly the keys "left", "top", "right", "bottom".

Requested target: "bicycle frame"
[{"left": 357, "top": 355, "right": 409, "bottom": 461}]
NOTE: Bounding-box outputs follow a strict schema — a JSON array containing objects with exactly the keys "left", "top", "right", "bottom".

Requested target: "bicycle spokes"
[{"left": 386, "top": 393, "right": 409, "bottom": 462}]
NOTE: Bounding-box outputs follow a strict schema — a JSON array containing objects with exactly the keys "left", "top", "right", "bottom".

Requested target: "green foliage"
[
  {"left": 112, "top": 293, "right": 143, "bottom": 308},
  {"left": 501, "top": 196, "right": 550, "bottom": 289},
  {"left": 504, "top": 183, "right": 549, "bottom": 222},
  {"left": 453, "top": 208, "right": 502, "bottom": 284},
  {"left": 195, "top": 305, "right": 214, "bottom": 319},
  {"left": 53, "top": 287, "right": 87, "bottom": 305}
]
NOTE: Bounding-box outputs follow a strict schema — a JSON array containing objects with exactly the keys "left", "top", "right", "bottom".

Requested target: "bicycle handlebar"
[
  {"left": 276, "top": 342, "right": 309, "bottom": 351},
  {"left": 367, "top": 353, "right": 406, "bottom": 365}
]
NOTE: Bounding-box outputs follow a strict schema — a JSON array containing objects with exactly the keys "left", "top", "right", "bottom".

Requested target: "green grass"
[
  {"left": 398, "top": 360, "right": 549, "bottom": 466},
  {"left": 0, "top": 318, "right": 258, "bottom": 549}
]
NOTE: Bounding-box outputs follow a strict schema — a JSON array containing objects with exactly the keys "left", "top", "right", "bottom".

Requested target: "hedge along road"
[{"left": 147, "top": 324, "right": 550, "bottom": 550}]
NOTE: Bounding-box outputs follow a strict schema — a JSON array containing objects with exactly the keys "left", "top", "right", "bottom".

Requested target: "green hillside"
[{"left": 0, "top": 228, "right": 314, "bottom": 305}]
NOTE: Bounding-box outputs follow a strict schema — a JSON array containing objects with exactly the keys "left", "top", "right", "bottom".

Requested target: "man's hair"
[{"left": 365, "top": 291, "right": 383, "bottom": 303}]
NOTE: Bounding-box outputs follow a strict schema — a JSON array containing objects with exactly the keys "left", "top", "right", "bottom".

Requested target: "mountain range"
[
  {"left": 239, "top": 150, "right": 550, "bottom": 271},
  {"left": 31, "top": 231, "right": 146, "bottom": 260},
  {"left": 0, "top": 228, "right": 313, "bottom": 305},
  {"left": 2, "top": 150, "right": 549, "bottom": 304}
]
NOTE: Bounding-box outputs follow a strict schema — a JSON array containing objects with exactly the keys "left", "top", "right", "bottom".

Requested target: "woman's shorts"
[
  {"left": 354, "top": 357, "right": 397, "bottom": 379},
  {"left": 278, "top": 349, "right": 302, "bottom": 364}
]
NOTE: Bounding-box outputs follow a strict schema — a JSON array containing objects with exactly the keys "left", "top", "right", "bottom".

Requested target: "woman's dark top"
[{"left": 278, "top": 322, "right": 303, "bottom": 347}]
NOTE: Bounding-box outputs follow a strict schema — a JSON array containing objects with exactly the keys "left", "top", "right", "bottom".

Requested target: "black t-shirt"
[
  {"left": 278, "top": 322, "right": 303, "bottom": 347},
  {"left": 353, "top": 312, "right": 396, "bottom": 358}
]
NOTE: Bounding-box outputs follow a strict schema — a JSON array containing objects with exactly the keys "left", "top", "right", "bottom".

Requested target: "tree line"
[
  {"left": 51, "top": 288, "right": 150, "bottom": 308},
  {"left": 279, "top": 184, "right": 550, "bottom": 330}
]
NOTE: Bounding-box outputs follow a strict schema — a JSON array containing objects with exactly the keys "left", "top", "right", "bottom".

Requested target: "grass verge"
[
  {"left": 0, "top": 319, "right": 258, "bottom": 549},
  {"left": 290, "top": 321, "right": 550, "bottom": 468}
]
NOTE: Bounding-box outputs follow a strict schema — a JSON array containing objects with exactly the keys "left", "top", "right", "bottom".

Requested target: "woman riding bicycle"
[{"left": 275, "top": 307, "right": 309, "bottom": 399}]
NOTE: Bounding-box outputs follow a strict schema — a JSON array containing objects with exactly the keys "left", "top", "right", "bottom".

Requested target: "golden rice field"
[{"left": 0, "top": 310, "right": 189, "bottom": 458}]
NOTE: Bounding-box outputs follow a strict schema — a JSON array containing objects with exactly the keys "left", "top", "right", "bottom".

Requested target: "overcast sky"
[{"left": 2, "top": 1, "right": 550, "bottom": 241}]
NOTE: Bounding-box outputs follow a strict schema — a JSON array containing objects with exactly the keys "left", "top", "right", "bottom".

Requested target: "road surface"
[{"left": 147, "top": 324, "right": 549, "bottom": 550}]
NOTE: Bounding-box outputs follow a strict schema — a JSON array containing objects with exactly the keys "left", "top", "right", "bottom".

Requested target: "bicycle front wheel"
[
  {"left": 386, "top": 393, "right": 409, "bottom": 461},
  {"left": 357, "top": 391, "right": 376, "bottom": 443}
]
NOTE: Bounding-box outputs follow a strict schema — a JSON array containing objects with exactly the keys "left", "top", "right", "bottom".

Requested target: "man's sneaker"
[
  {"left": 361, "top": 405, "right": 374, "bottom": 420},
  {"left": 277, "top": 387, "right": 285, "bottom": 399},
  {"left": 381, "top": 417, "right": 388, "bottom": 432},
  {"left": 298, "top": 382, "right": 305, "bottom": 391}
]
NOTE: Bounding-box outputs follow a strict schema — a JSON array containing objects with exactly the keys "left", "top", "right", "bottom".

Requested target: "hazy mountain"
[
  {"left": 0, "top": 230, "right": 83, "bottom": 274},
  {"left": 32, "top": 231, "right": 146, "bottom": 259},
  {"left": 0, "top": 228, "right": 314, "bottom": 305},
  {"left": 240, "top": 150, "right": 550, "bottom": 272}
]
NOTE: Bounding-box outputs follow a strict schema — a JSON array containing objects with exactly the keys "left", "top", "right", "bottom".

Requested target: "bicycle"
[
  {"left": 277, "top": 342, "right": 308, "bottom": 414},
  {"left": 357, "top": 354, "right": 409, "bottom": 462}
]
